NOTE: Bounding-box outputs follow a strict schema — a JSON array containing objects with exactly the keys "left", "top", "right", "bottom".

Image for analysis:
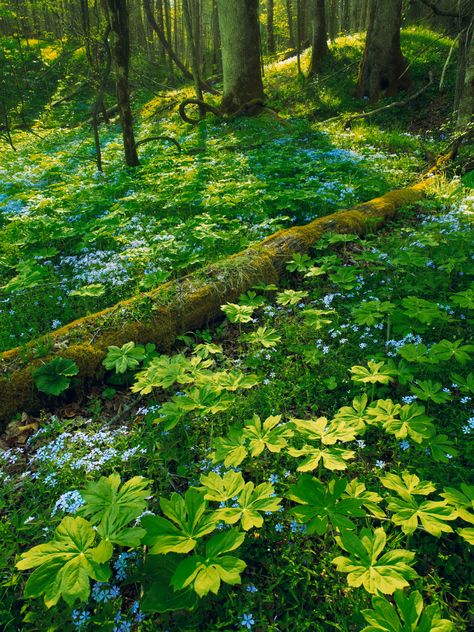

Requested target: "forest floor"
[{"left": 0, "top": 27, "right": 473, "bottom": 632}]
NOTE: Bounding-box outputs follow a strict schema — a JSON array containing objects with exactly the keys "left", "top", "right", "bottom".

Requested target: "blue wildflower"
[{"left": 240, "top": 613, "right": 255, "bottom": 629}]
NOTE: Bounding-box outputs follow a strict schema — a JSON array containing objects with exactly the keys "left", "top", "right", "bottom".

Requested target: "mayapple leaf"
[
  {"left": 103, "top": 342, "right": 146, "bottom": 374},
  {"left": 288, "top": 475, "right": 365, "bottom": 535},
  {"left": 199, "top": 471, "right": 246, "bottom": 503},
  {"left": 79, "top": 473, "right": 151, "bottom": 527},
  {"left": 361, "top": 590, "right": 455, "bottom": 631},
  {"left": 171, "top": 529, "right": 246, "bottom": 597},
  {"left": 243, "top": 414, "right": 293, "bottom": 456},
  {"left": 216, "top": 481, "right": 281, "bottom": 530},
  {"left": 332, "top": 527, "right": 417, "bottom": 595},
  {"left": 16, "top": 517, "right": 110, "bottom": 608},
  {"left": 142, "top": 489, "right": 217, "bottom": 554}
]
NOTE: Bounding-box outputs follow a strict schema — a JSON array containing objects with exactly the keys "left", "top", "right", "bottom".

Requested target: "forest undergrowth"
[{"left": 0, "top": 25, "right": 473, "bottom": 632}]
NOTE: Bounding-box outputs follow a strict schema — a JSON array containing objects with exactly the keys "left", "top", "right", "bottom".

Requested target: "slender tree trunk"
[
  {"left": 457, "top": 19, "right": 474, "bottom": 129},
  {"left": 211, "top": 0, "right": 221, "bottom": 73},
  {"left": 328, "top": 0, "right": 337, "bottom": 40},
  {"left": 182, "top": 0, "right": 203, "bottom": 105},
  {"left": 355, "top": 0, "right": 410, "bottom": 102},
  {"left": 106, "top": 0, "right": 139, "bottom": 166},
  {"left": 286, "top": 0, "right": 295, "bottom": 48},
  {"left": 308, "top": 0, "right": 328, "bottom": 76},
  {"left": 217, "top": 0, "right": 264, "bottom": 114},
  {"left": 267, "top": 0, "right": 276, "bottom": 54}
]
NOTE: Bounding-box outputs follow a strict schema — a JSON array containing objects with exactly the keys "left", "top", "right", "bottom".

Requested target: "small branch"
[
  {"left": 417, "top": 0, "right": 459, "bottom": 18},
  {"left": 135, "top": 135, "right": 181, "bottom": 152},
  {"left": 323, "top": 74, "right": 434, "bottom": 125},
  {"left": 440, "top": 33, "right": 460, "bottom": 90}
]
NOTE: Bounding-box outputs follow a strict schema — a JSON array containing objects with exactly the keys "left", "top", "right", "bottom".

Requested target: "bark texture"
[
  {"left": 0, "top": 181, "right": 429, "bottom": 427},
  {"left": 456, "top": 20, "right": 474, "bottom": 129},
  {"left": 308, "top": 0, "right": 328, "bottom": 76},
  {"left": 106, "top": 0, "right": 139, "bottom": 166},
  {"left": 217, "top": 0, "right": 264, "bottom": 113},
  {"left": 356, "top": 0, "right": 410, "bottom": 102}
]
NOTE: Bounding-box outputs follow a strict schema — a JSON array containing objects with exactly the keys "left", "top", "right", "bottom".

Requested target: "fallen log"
[{"left": 0, "top": 177, "right": 431, "bottom": 427}]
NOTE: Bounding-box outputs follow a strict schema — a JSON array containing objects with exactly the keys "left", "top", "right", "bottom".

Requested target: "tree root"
[
  {"left": 178, "top": 98, "right": 267, "bottom": 125},
  {"left": 135, "top": 135, "right": 181, "bottom": 153}
]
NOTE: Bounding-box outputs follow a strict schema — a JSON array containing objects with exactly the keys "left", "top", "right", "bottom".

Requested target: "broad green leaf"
[
  {"left": 288, "top": 443, "right": 355, "bottom": 471},
  {"left": 386, "top": 497, "right": 457, "bottom": 536},
  {"left": 33, "top": 357, "right": 79, "bottom": 396},
  {"left": 243, "top": 414, "right": 293, "bottom": 456},
  {"left": 380, "top": 472, "right": 435, "bottom": 502},
  {"left": 212, "top": 425, "right": 248, "bottom": 467},
  {"left": 171, "top": 529, "right": 246, "bottom": 597},
  {"left": 199, "top": 471, "right": 246, "bottom": 503},
  {"left": 288, "top": 475, "right": 365, "bottom": 535},
  {"left": 350, "top": 361, "right": 395, "bottom": 385},
  {"left": 352, "top": 300, "right": 395, "bottom": 326},
  {"left": 292, "top": 416, "right": 359, "bottom": 444},
  {"left": 243, "top": 326, "right": 281, "bottom": 348},
  {"left": 103, "top": 342, "right": 145, "bottom": 374},
  {"left": 17, "top": 517, "right": 110, "bottom": 607},
  {"left": 428, "top": 339, "right": 474, "bottom": 366},
  {"left": 79, "top": 473, "right": 151, "bottom": 527},
  {"left": 221, "top": 303, "right": 255, "bottom": 324},
  {"left": 344, "top": 479, "right": 385, "bottom": 519},
  {"left": 409, "top": 380, "right": 452, "bottom": 403},
  {"left": 441, "top": 484, "right": 474, "bottom": 524},
  {"left": 216, "top": 482, "right": 281, "bottom": 530},
  {"left": 333, "top": 527, "right": 417, "bottom": 595},
  {"left": 382, "top": 403, "right": 435, "bottom": 443},
  {"left": 142, "top": 489, "right": 217, "bottom": 554},
  {"left": 137, "top": 554, "right": 198, "bottom": 613},
  {"left": 361, "top": 590, "right": 455, "bottom": 631},
  {"left": 333, "top": 394, "right": 368, "bottom": 433}
]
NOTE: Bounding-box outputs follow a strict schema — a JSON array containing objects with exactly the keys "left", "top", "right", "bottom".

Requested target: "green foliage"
[
  {"left": 333, "top": 527, "right": 418, "bottom": 595},
  {"left": 221, "top": 303, "right": 255, "bottom": 324},
  {"left": 242, "top": 326, "right": 281, "bottom": 348},
  {"left": 16, "top": 516, "right": 110, "bottom": 608},
  {"left": 103, "top": 342, "right": 146, "bottom": 374},
  {"left": 215, "top": 481, "right": 281, "bottom": 531},
  {"left": 288, "top": 475, "right": 365, "bottom": 535},
  {"left": 352, "top": 300, "right": 395, "bottom": 326},
  {"left": 361, "top": 590, "right": 455, "bottom": 631},
  {"left": 142, "top": 489, "right": 217, "bottom": 555},
  {"left": 32, "top": 357, "right": 79, "bottom": 396},
  {"left": 350, "top": 361, "right": 395, "bottom": 386},
  {"left": 171, "top": 529, "right": 246, "bottom": 598}
]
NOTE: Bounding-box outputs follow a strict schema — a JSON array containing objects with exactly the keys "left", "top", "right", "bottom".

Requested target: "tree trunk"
[
  {"left": 457, "top": 20, "right": 474, "bottom": 129},
  {"left": 106, "top": 0, "right": 139, "bottom": 166},
  {"left": 286, "top": 0, "right": 295, "bottom": 47},
  {"left": 182, "top": 0, "right": 203, "bottom": 104},
  {"left": 355, "top": 0, "right": 410, "bottom": 102},
  {"left": 267, "top": 0, "right": 276, "bottom": 53},
  {"left": 308, "top": 0, "right": 328, "bottom": 76},
  {"left": 217, "top": 0, "right": 264, "bottom": 114}
]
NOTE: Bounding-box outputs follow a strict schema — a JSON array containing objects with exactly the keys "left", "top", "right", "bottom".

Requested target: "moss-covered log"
[{"left": 0, "top": 180, "right": 428, "bottom": 427}]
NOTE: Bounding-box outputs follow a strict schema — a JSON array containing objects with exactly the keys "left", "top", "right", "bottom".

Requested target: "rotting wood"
[{"left": 0, "top": 177, "right": 433, "bottom": 426}]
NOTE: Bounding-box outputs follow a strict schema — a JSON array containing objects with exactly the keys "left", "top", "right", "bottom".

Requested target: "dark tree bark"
[
  {"left": 267, "top": 0, "right": 276, "bottom": 54},
  {"left": 286, "top": 0, "right": 295, "bottom": 48},
  {"left": 182, "top": 0, "right": 203, "bottom": 104},
  {"left": 217, "top": 0, "right": 264, "bottom": 114},
  {"left": 105, "top": 0, "right": 139, "bottom": 166},
  {"left": 356, "top": 0, "right": 410, "bottom": 102},
  {"left": 457, "top": 19, "right": 474, "bottom": 129},
  {"left": 308, "top": 0, "right": 328, "bottom": 76}
]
